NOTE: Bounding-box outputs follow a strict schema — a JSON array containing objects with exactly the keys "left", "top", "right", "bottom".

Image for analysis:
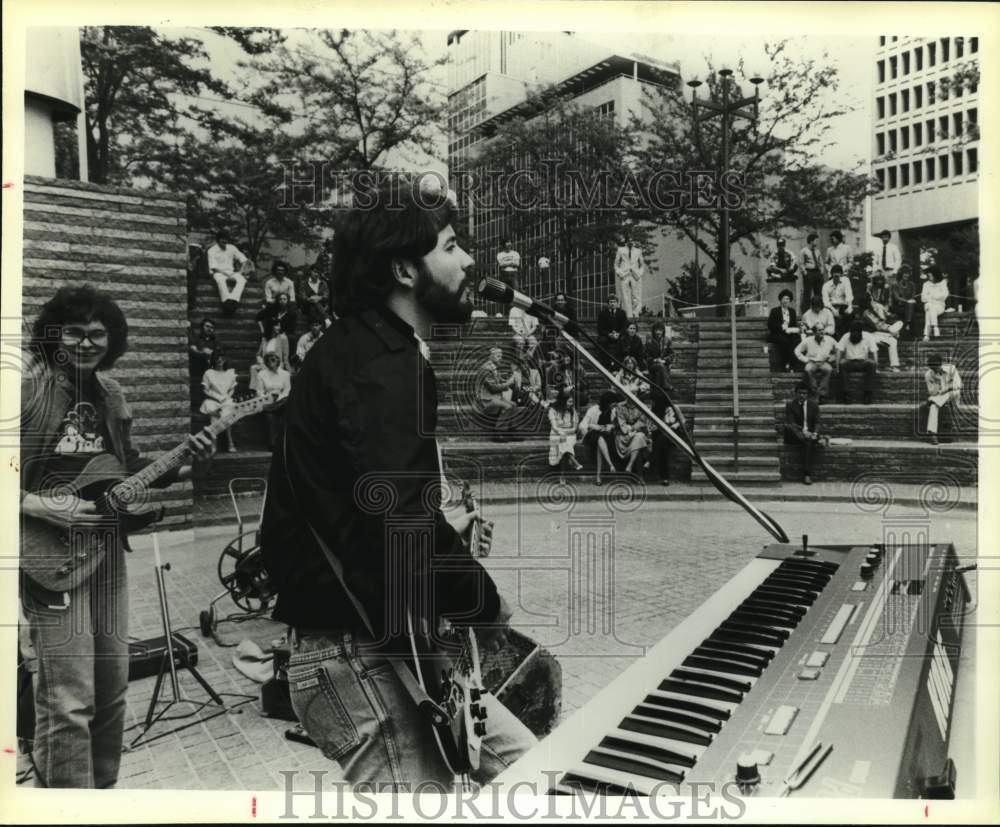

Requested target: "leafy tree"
[
  {"left": 631, "top": 39, "right": 875, "bottom": 308},
  {"left": 467, "top": 87, "right": 644, "bottom": 297}
]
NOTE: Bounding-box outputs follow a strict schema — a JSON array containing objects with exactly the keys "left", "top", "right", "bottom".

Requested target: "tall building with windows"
[
  {"left": 446, "top": 30, "right": 681, "bottom": 316},
  {"left": 870, "top": 36, "right": 979, "bottom": 286}
]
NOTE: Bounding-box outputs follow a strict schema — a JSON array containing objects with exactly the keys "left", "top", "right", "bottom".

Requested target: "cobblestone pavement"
[{"left": 20, "top": 495, "right": 978, "bottom": 791}]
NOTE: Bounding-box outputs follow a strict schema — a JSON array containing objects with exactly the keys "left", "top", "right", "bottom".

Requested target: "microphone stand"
[{"left": 541, "top": 312, "right": 789, "bottom": 544}]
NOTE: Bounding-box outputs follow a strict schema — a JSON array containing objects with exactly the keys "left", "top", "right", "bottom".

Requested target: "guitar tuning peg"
[
  {"left": 474, "top": 722, "right": 487, "bottom": 738},
  {"left": 477, "top": 707, "right": 488, "bottom": 721}
]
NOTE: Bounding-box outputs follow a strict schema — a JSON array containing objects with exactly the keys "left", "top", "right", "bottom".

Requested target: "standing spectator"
[
  {"left": 766, "top": 238, "right": 799, "bottom": 281},
  {"left": 206, "top": 229, "right": 249, "bottom": 314},
  {"left": 255, "top": 352, "right": 291, "bottom": 450},
  {"left": 859, "top": 292, "right": 903, "bottom": 372},
  {"left": 800, "top": 295, "right": 835, "bottom": 339},
  {"left": 250, "top": 318, "right": 290, "bottom": 393},
  {"left": 264, "top": 260, "right": 297, "bottom": 306},
  {"left": 200, "top": 352, "right": 239, "bottom": 452},
  {"left": 596, "top": 294, "right": 628, "bottom": 367},
  {"left": 921, "top": 267, "right": 949, "bottom": 341},
  {"left": 496, "top": 239, "right": 521, "bottom": 289},
  {"left": 612, "top": 320, "right": 646, "bottom": 368},
  {"left": 836, "top": 321, "right": 878, "bottom": 404},
  {"left": 794, "top": 325, "right": 837, "bottom": 400},
  {"left": 923, "top": 354, "right": 962, "bottom": 444},
  {"left": 477, "top": 346, "right": 517, "bottom": 439},
  {"left": 872, "top": 229, "right": 901, "bottom": 278},
  {"left": 822, "top": 265, "right": 854, "bottom": 338},
  {"left": 300, "top": 265, "right": 331, "bottom": 324},
  {"left": 294, "top": 319, "right": 325, "bottom": 369},
  {"left": 766, "top": 289, "right": 800, "bottom": 371},
  {"left": 508, "top": 305, "right": 540, "bottom": 359},
  {"left": 784, "top": 382, "right": 822, "bottom": 485},
  {"left": 824, "top": 230, "right": 851, "bottom": 277},
  {"left": 614, "top": 233, "right": 645, "bottom": 319},
  {"left": 644, "top": 321, "right": 675, "bottom": 394},
  {"left": 256, "top": 292, "right": 298, "bottom": 338},
  {"left": 799, "top": 232, "right": 824, "bottom": 312},
  {"left": 548, "top": 392, "right": 583, "bottom": 484},
  {"left": 890, "top": 264, "right": 919, "bottom": 338}
]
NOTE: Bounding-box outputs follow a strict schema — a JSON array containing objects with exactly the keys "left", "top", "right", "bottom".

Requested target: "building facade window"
[
  {"left": 876, "top": 167, "right": 886, "bottom": 190},
  {"left": 939, "top": 155, "right": 949, "bottom": 178},
  {"left": 903, "top": 51, "right": 911, "bottom": 74},
  {"left": 915, "top": 85, "right": 923, "bottom": 108},
  {"left": 914, "top": 122, "right": 923, "bottom": 145},
  {"left": 879, "top": 36, "right": 887, "bottom": 47},
  {"left": 927, "top": 119, "right": 935, "bottom": 143},
  {"left": 928, "top": 42, "right": 936, "bottom": 67},
  {"left": 889, "top": 129, "right": 898, "bottom": 152},
  {"left": 927, "top": 80, "right": 935, "bottom": 104},
  {"left": 915, "top": 48, "right": 923, "bottom": 71},
  {"left": 876, "top": 132, "right": 886, "bottom": 155},
  {"left": 971, "top": 37, "right": 978, "bottom": 53},
  {"left": 876, "top": 96, "right": 885, "bottom": 119},
  {"left": 926, "top": 158, "right": 935, "bottom": 181},
  {"left": 901, "top": 164, "right": 910, "bottom": 187},
  {"left": 890, "top": 55, "right": 898, "bottom": 79},
  {"left": 967, "top": 147, "right": 978, "bottom": 173},
  {"left": 902, "top": 88, "right": 910, "bottom": 112},
  {"left": 953, "top": 112, "right": 963, "bottom": 136},
  {"left": 938, "top": 115, "right": 948, "bottom": 138},
  {"left": 952, "top": 150, "right": 963, "bottom": 175},
  {"left": 913, "top": 160, "right": 923, "bottom": 184},
  {"left": 889, "top": 93, "right": 897, "bottom": 116},
  {"left": 888, "top": 166, "right": 897, "bottom": 189},
  {"left": 901, "top": 126, "right": 910, "bottom": 149},
  {"left": 955, "top": 37, "right": 964, "bottom": 58},
  {"left": 940, "top": 38, "right": 950, "bottom": 63},
  {"left": 877, "top": 59, "right": 885, "bottom": 83}
]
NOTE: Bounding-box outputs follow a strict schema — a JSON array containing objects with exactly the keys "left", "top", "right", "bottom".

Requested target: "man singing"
[{"left": 260, "top": 175, "right": 535, "bottom": 789}]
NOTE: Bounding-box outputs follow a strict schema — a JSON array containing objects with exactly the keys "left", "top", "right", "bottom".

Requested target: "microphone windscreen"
[{"left": 477, "top": 277, "right": 514, "bottom": 304}]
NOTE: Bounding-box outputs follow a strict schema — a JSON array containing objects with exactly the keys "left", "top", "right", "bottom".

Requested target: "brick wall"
[{"left": 22, "top": 175, "right": 194, "bottom": 529}]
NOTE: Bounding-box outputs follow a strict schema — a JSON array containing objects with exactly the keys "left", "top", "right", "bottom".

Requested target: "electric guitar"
[
  {"left": 405, "top": 480, "right": 494, "bottom": 783},
  {"left": 21, "top": 393, "right": 278, "bottom": 592}
]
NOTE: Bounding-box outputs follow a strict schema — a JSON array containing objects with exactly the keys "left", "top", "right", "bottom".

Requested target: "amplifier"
[{"left": 128, "top": 633, "right": 199, "bottom": 682}]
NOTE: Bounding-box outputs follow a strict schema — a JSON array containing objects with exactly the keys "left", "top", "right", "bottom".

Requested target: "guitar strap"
[{"left": 281, "top": 434, "right": 449, "bottom": 727}]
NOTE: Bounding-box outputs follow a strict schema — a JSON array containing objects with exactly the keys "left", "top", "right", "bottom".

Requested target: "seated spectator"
[
  {"left": 250, "top": 319, "right": 290, "bottom": 393},
  {"left": 766, "top": 237, "right": 799, "bottom": 281},
  {"left": 836, "top": 321, "right": 878, "bottom": 404},
  {"left": 548, "top": 391, "right": 583, "bottom": 484},
  {"left": 294, "top": 319, "right": 325, "bottom": 369},
  {"left": 552, "top": 292, "right": 577, "bottom": 321},
  {"left": 596, "top": 294, "right": 628, "bottom": 367},
  {"left": 800, "top": 295, "right": 835, "bottom": 340},
  {"left": 476, "top": 346, "right": 517, "bottom": 440},
  {"left": 613, "top": 354, "right": 650, "bottom": 399},
  {"left": 545, "top": 347, "right": 589, "bottom": 408},
  {"left": 922, "top": 354, "right": 962, "bottom": 445},
  {"left": 206, "top": 229, "right": 249, "bottom": 314},
  {"left": 612, "top": 320, "right": 646, "bottom": 369},
  {"left": 859, "top": 290, "right": 902, "bottom": 372},
  {"left": 255, "top": 352, "right": 291, "bottom": 450},
  {"left": 581, "top": 392, "right": 617, "bottom": 485},
  {"left": 508, "top": 305, "right": 540, "bottom": 360},
  {"left": 264, "top": 260, "right": 297, "bottom": 306},
  {"left": 644, "top": 320, "right": 675, "bottom": 405},
  {"left": 300, "top": 266, "right": 331, "bottom": 324},
  {"left": 822, "top": 264, "right": 854, "bottom": 338},
  {"left": 540, "top": 291, "right": 577, "bottom": 359},
  {"left": 188, "top": 318, "right": 218, "bottom": 408},
  {"left": 256, "top": 291, "right": 298, "bottom": 338},
  {"left": 921, "top": 267, "right": 949, "bottom": 341},
  {"left": 608, "top": 400, "right": 651, "bottom": 476},
  {"left": 199, "top": 352, "right": 238, "bottom": 452},
  {"left": 766, "top": 289, "right": 800, "bottom": 371},
  {"left": 889, "top": 264, "right": 918, "bottom": 337},
  {"left": 794, "top": 325, "right": 837, "bottom": 400},
  {"left": 651, "top": 403, "right": 684, "bottom": 486},
  {"left": 784, "top": 382, "right": 822, "bottom": 485}
]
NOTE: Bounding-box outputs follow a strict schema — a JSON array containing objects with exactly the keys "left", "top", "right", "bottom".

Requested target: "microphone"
[{"left": 476, "top": 277, "right": 576, "bottom": 331}]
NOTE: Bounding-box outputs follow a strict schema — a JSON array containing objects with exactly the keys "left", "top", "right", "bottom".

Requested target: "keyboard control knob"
[
  {"left": 736, "top": 754, "right": 761, "bottom": 787},
  {"left": 866, "top": 552, "right": 881, "bottom": 567},
  {"left": 860, "top": 562, "right": 874, "bottom": 579}
]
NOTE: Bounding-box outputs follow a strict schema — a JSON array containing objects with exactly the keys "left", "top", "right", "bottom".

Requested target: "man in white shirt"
[
  {"left": 799, "top": 232, "right": 824, "bottom": 312},
  {"left": 264, "top": 260, "right": 296, "bottom": 306},
  {"left": 508, "top": 305, "right": 539, "bottom": 359},
  {"left": 295, "top": 319, "right": 324, "bottom": 368},
  {"left": 923, "top": 354, "right": 963, "bottom": 444},
  {"left": 801, "top": 295, "right": 836, "bottom": 339},
  {"left": 822, "top": 264, "right": 854, "bottom": 338},
  {"left": 614, "top": 233, "right": 645, "bottom": 319},
  {"left": 825, "top": 230, "right": 851, "bottom": 277},
  {"left": 794, "top": 325, "right": 837, "bottom": 399},
  {"left": 872, "top": 229, "right": 901, "bottom": 278},
  {"left": 496, "top": 240, "right": 521, "bottom": 289},
  {"left": 836, "top": 321, "right": 878, "bottom": 404},
  {"left": 206, "top": 229, "right": 249, "bottom": 313}
]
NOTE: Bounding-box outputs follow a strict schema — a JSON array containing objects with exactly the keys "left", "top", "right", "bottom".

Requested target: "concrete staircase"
[{"left": 691, "top": 319, "right": 782, "bottom": 486}]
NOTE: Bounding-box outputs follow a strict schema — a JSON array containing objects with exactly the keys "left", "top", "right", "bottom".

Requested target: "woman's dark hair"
[
  {"left": 552, "top": 390, "right": 571, "bottom": 412},
  {"left": 778, "top": 289, "right": 794, "bottom": 301},
  {"left": 830, "top": 230, "right": 844, "bottom": 243},
  {"left": 31, "top": 284, "right": 128, "bottom": 370},
  {"left": 929, "top": 266, "right": 944, "bottom": 282},
  {"left": 333, "top": 175, "right": 457, "bottom": 317},
  {"left": 599, "top": 390, "right": 619, "bottom": 411},
  {"left": 211, "top": 351, "right": 228, "bottom": 369},
  {"left": 807, "top": 232, "right": 819, "bottom": 244}
]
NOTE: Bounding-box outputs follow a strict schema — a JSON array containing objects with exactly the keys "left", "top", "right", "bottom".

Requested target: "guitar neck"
[{"left": 118, "top": 415, "right": 228, "bottom": 492}]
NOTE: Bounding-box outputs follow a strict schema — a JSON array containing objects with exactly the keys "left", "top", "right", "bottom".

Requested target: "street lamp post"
[{"left": 687, "top": 71, "right": 764, "bottom": 471}]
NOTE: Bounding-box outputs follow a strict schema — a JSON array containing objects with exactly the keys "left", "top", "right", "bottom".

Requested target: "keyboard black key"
[
  {"left": 601, "top": 735, "right": 698, "bottom": 768},
  {"left": 738, "top": 601, "right": 804, "bottom": 623},
  {"left": 622, "top": 714, "right": 714, "bottom": 747},
  {"left": 695, "top": 643, "right": 770, "bottom": 668},
  {"left": 720, "top": 621, "right": 788, "bottom": 642},
  {"left": 700, "top": 639, "right": 773, "bottom": 663},
  {"left": 658, "top": 678, "right": 742, "bottom": 704},
  {"left": 684, "top": 654, "right": 762, "bottom": 678},
  {"left": 670, "top": 668, "right": 752, "bottom": 693},
  {"left": 730, "top": 610, "right": 796, "bottom": 629},
  {"left": 584, "top": 748, "right": 684, "bottom": 783},
  {"left": 629, "top": 703, "right": 722, "bottom": 733},
  {"left": 560, "top": 772, "right": 644, "bottom": 797},
  {"left": 713, "top": 628, "right": 782, "bottom": 649},
  {"left": 642, "top": 694, "right": 730, "bottom": 720}
]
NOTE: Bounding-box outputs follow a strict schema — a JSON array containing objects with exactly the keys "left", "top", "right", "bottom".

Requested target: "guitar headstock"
[{"left": 217, "top": 392, "right": 280, "bottom": 428}]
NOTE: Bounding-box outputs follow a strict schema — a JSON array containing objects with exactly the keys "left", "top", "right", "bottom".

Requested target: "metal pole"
[{"left": 720, "top": 74, "right": 740, "bottom": 471}]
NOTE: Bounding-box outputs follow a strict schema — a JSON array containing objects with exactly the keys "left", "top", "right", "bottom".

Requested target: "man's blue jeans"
[
  {"left": 287, "top": 630, "right": 537, "bottom": 789},
  {"left": 21, "top": 545, "right": 129, "bottom": 788}
]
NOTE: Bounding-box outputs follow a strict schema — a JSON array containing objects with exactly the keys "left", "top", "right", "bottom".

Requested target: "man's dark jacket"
[
  {"left": 596, "top": 306, "right": 628, "bottom": 338},
  {"left": 767, "top": 306, "right": 799, "bottom": 341},
  {"left": 261, "top": 308, "right": 500, "bottom": 649}
]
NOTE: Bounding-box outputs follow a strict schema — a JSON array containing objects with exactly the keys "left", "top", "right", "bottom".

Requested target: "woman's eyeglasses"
[{"left": 61, "top": 327, "right": 108, "bottom": 346}]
